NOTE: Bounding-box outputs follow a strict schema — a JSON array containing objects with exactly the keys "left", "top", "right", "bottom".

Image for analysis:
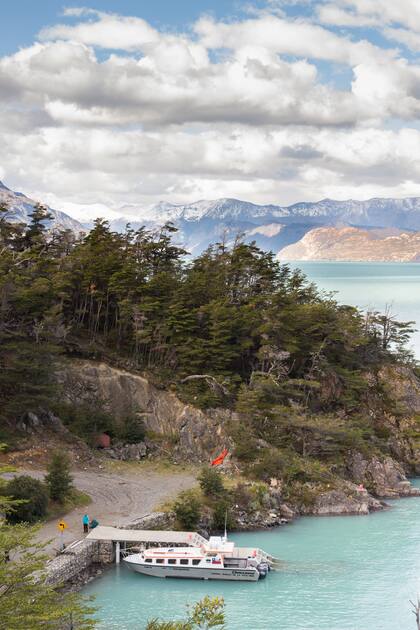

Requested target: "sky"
[{"left": 2, "top": 0, "right": 420, "bottom": 221}]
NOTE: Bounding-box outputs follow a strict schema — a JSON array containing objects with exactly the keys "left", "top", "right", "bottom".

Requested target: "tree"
[
  {"left": 173, "top": 491, "right": 201, "bottom": 530},
  {"left": 366, "top": 306, "right": 416, "bottom": 353},
  {"left": 0, "top": 522, "right": 96, "bottom": 629},
  {"left": 411, "top": 596, "right": 420, "bottom": 630},
  {"left": 119, "top": 415, "right": 146, "bottom": 444},
  {"left": 146, "top": 596, "right": 225, "bottom": 630},
  {"left": 212, "top": 499, "right": 235, "bottom": 533},
  {"left": 6, "top": 476, "right": 49, "bottom": 523},
  {"left": 23, "top": 204, "right": 53, "bottom": 248},
  {"left": 0, "top": 458, "right": 96, "bottom": 628},
  {"left": 45, "top": 451, "right": 74, "bottom": 503},
  {"left": 198, "top": 467, "right": 225, "bottom": 498}
]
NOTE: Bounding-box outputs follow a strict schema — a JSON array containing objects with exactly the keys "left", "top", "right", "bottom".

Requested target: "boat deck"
[{"left": 86, "top": 525, "right": 278, "bottom": 566}]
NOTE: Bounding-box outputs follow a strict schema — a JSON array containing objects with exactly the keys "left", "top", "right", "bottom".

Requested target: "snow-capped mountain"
[
  {"left": 3, "top": 178, "right": 420, "bottom": 261},
  {"left": 115, "top": 196, "right": 420, "bottom": 228},
  {"left": 0, "top": 181, "right": 84, "bottom": 234},
  {"left": 109, "top": 195, "right": 420, "bottom": 255}
]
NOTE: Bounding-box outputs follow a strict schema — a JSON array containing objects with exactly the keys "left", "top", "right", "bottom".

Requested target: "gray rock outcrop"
[
  {"left": 309, "top": 487, "right": 383, "bottom": 516},
  {"left": 57, "top": 359, "right": 233, "bottom": 461},
  {"left": 347, "top": 452, "right": 420, "bottom": 498}
]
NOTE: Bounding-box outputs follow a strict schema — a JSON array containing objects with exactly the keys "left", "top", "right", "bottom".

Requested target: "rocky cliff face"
[
  {"left": 57, "top": 359, "right": 232, "bottom": 462},
  {"left": 277, "top": 226, "right": 420, "bottom": 262},
  {"left": 55, "top": 359, "right": 420, "bottom": 519}
]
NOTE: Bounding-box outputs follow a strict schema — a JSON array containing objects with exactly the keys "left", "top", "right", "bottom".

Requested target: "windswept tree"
[
  {"left": 45, "top": 451, "right": 74, "bottom": 503},
  {"left": 146, "top": 596, "right": 225, "bottom": 630},
  {"left": 0, "top": 459, "right": 96, "bottom": 629}
]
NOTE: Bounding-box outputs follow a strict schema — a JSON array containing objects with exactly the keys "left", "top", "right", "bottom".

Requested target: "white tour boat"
[{"left": 123, "top": 535, "right": 272, "bottom": 582}]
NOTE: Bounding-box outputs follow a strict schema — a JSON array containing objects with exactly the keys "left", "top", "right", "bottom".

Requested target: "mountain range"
[
  {"left": 0, "top": 180, "right": 84, "bottom": 235},
  {"left": 3, "top": 179, "right": 420, "bottom": 261}
]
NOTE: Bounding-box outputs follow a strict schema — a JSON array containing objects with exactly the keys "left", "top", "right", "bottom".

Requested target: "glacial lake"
[
  {"left": 291, "top": 261, "right": 420, "bottom": 358},
  {"left": 84, "top": 480, "right": 420, "bottom": 629},
  {"left": 83, "top": 262, "right": 420, "bottom": 628}
]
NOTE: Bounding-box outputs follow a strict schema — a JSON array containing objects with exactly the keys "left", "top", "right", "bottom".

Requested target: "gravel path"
[{"left": 8, "top": 466, "right": 196, "bottom": 554}]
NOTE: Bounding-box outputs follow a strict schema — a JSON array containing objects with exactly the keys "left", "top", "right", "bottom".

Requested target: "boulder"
[
  {"left": 347, "top": 452, "right": 420, "bottom": 498},
  {"left": 105, "top": 441, "right": 148, "bottom": 461},
  {"left": 17, "top": 410, "right": 68, "bottom": 435},
  {"left": 309, "top": 487, "right": 383, "bottom": 516}
]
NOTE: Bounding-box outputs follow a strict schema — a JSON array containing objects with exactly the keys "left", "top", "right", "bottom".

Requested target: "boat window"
[
  {"left": 168, "top": 559, "right": 176, "bottom": 565},
  {"left": 156, "top": 559, "right": 164, "bottom": 564},
  {"left": 180, "top": 559, "right": 189, "bottom": 565},
  {"left": 192, "top": 559, "right": 200, "bottom": 566},
  {"left": 206, "top": 559, "right": 211, "bottom": 563},
  {"left": 145, "top": 559, "right": 152, "bottom": 563}
]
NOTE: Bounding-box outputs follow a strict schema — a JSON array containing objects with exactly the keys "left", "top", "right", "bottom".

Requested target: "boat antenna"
[{"left": 223, "top": 509, "right": 228, "bottom": 542}]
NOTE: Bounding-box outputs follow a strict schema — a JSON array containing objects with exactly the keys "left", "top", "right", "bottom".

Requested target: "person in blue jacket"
[{"left": 82, "top": 513, "right": 89, "bottom": 534}]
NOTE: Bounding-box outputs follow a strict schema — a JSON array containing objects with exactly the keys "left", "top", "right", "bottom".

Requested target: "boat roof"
[{"left": 144, "top": 547, "right": 203, "bottom": 556}]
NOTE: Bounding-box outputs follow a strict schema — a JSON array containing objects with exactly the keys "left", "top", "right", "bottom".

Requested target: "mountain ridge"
[
  {"left": 3, "top": 178, "right": 420, "bottom": 259},
  {"left": 0, "top": 180, "right": 84, "bottom": 234},
  {"left": 277, "top": 226, "right": 420, "bottom": 262}
]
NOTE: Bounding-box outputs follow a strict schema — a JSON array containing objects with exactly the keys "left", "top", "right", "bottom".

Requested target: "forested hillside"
[{"left": 1, "top": 205, "right": 418, "bottom": 504}]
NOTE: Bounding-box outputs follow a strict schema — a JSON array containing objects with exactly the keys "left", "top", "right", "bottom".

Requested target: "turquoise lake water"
[
  {"left": 292, "top": 261, "right": 420, "bottom": 357},
  {"left": 83, "top": 262, "right": 420, "bottom": 628},
  {"left": 84, "top": 481, "right": 420, "bottom": 630}
]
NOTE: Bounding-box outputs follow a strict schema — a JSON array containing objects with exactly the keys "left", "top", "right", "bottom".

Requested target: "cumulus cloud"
[
  {"left": 317, "top": 0, "right": 420, "bottom": 29},
  {"left": 1, "top": 5, "right": 420, "bottom": 215},
  {"left": 40, "top": 12, "right": 160, "bottom": 50}
]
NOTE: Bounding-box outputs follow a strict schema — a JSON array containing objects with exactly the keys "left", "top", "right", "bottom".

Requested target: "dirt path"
[{"left": 9, "top": 465, "right": 196, "bottom": 555}]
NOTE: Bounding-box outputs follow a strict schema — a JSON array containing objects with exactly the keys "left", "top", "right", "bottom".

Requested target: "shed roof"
[{"left": 86, "top": 525, "right": 200, "bottom": 544}]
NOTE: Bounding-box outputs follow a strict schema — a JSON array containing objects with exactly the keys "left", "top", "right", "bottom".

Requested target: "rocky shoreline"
[{"left": 47, "top": 472, "right": 420, "bottom": 592}]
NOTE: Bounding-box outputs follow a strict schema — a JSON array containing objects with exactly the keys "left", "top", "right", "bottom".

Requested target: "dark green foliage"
[
  {"left": 45, "top": 451, "right": 73, "bottom": 503},
  {"left": 57, "top": 402, "right": 115, "bottom": 444},
  {"left": 118, "top": 416, "right": 146, "bottom": 443},
  {"left": 146, "top": 596, "right": 225, "bottom": 630},
  {"left": 0, "top": 210, "right": 415, "bottom": 495},
  {"left": 198, "top": 467, "right": 225, "bottom": 497},
  {"left": 211, "top": 499, "right": 235, "bottom": 533},
  {"left": 173, "top": 490, "right": 201, "bottom": 530},
  {"left": 0, "top": 211, "right": 411, "bottom": 419},
  {"left": 6, "top": 476, "right": 49, "bottom": 523},
  {"left": 0, "top": 339, "right": 60, "bottom": 424}
]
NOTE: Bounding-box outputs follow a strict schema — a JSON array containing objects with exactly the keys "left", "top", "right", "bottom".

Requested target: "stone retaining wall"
[
  {"left": 44, "top": 539, "right": 114, "bottom": 586},
  {"left": 44, "top": 512, "right": 172, "bottom": 586}
]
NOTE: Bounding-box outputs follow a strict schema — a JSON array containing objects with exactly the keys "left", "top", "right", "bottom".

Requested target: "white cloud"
[
  {"left": 1, "top": 6, "right": 420, "bottom": 216},
  {"left": 318, "top": 0, "right": 420, "bottom": 33},
  {"left": 0, "top": 39, "right": 363, "bottom": 127},
  {"left": 194, "top": 14, "right": 389, "bottom": 66},
  {"left": 40, "top": 13, "right": 160, "bottom": 50},
  {"left": 384, "top": 27, "right": 420, "bottom": 52}
]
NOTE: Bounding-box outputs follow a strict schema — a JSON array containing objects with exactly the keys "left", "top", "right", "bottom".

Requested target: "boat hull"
[{"left": 124, "top": 559, "right": 259, "bottom": 581}]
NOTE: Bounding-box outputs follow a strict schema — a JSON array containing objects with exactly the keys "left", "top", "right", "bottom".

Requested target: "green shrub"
[
  {"left": 198, "top": 467, "right": 225, "bottom": 497},
  {"left": 248, "top": 449, "right": 284, "bottom": 481},
  {"left": 56, "top": 402, "right": 115, "bottom": 444},
  {"left": 232, "top": 482, "right": 252, "bottom": 509},
  {"left": 119, "top": 416, "right": 146, "bottom": 443},
  {"left": 283, "top": 481, "right": 319, "bottom": 509},
  {"left": 212, "top": 498, "right": 235, "bottom": 532},
  {"left": 233, "top": 437, "right": 258, "bottom": 462},
  {"left": 374, "top": 424, "right": 391, "bottom": 440},
  {"left": 6, "top": 475, "right": 49, "bottom": 523},
  {"left": 173, "top": 490, "right": 201, "bottom": 530},
  {"left": 45, "top": 451, "right": 73, "bottom": 503}
]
